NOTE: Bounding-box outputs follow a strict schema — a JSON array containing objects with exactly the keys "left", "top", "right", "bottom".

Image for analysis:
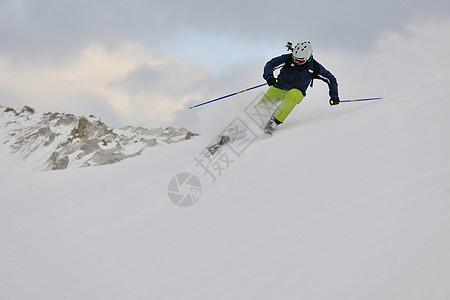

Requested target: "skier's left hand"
[{"left": 329, "top": 97, "right": 340, "bottom": 106}]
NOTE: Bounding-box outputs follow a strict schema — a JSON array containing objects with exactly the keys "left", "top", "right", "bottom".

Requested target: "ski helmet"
[{"left": 292, "top": 41, "right": 313, "bottom": 63}]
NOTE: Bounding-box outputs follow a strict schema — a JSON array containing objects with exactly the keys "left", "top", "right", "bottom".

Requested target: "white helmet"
[{"left": 292, "top": 41, "right": 313, "bottom": 61}]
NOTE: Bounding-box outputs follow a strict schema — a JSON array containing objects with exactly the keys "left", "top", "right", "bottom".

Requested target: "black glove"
[
  {"left": 266, "top": 76, "right": 278, "bottom": 86},
  {"left": 329, "top": 96, "right": 340, "bottom": 106}
]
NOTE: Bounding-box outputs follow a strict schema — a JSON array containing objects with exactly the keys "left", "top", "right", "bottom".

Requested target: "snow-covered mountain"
[
  {"left": 0, "top": 105, "right": 197, "bottom": 171},
  {"left": 1, "top": 74, "right": 450, "bottom": 299}
]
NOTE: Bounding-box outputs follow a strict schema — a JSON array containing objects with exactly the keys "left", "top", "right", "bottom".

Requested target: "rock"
[
  {"left": 4, "top": 107, "right": 18, "bottom": 116},
  {"left": 185, "top": 131, "right": 199, "bottom": 140},
  {"left": 80, "top": 140, "right": 100, "bottom": 154},
  {"left": 1, "top": 104, "right": 199, "bottom": 171},
  {"left": 53, "top": 156, "right": 69, "bottom": 170},
  {"left": 20, "top": 106, "right": 35, "bottom": 115}
]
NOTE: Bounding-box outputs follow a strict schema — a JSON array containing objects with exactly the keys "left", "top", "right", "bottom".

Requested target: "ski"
[{"left": 206, "top": 135, "right": 230, "bottom": 155}]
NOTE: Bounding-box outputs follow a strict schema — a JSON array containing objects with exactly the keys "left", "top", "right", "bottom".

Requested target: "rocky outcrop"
[{"left": 1, "top": 105, "right": 198, "bottom": 171}]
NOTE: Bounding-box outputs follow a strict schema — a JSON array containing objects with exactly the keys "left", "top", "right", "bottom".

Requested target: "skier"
[{"left": 260, "top": 41, "right": 339, "bottom": 135}]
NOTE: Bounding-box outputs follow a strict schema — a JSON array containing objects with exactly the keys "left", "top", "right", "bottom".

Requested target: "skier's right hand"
[{"left": 266, "top": 76, "right": 278, "bottom": 86}]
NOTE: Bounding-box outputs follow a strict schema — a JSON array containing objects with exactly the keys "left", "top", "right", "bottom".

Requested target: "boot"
[{"left": 264, "top": 116, "right": 281, "bottom": 135}]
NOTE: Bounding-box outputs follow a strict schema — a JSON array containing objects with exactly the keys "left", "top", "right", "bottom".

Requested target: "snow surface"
[{"left": 1, "top": 75, "right": 450, "bottom": 299}]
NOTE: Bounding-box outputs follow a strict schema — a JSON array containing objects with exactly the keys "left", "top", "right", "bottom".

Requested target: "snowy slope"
[{"left": 1, "top": 75, "right": 450, "bottom": 299}]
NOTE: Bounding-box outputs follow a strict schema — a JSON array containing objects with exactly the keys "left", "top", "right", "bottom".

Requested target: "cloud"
[
  {"left": 310, "top": 17, "right": 450, "bottom": 103},
  {"left": 0, "top": 43, "right": 210, "bottom": 127},
  {"left": 2, "top": 0, "right": 449, "bottom": 61},
  {"left": 371, "top": 18, "right": 450, "bottom": 83}
]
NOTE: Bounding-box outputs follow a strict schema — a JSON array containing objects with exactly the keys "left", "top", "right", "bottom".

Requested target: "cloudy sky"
[{"left": 1, "top": 0, "right": 450, "bottom": 130}]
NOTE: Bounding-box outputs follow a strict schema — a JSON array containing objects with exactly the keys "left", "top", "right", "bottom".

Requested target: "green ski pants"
[{"left": 258, "top": 86, "right": 304, "bottom": 123}]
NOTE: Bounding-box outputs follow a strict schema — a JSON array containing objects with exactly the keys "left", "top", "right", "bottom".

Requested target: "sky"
[{"left": 1, "top": 0, "right": 450, "bottom": 130}]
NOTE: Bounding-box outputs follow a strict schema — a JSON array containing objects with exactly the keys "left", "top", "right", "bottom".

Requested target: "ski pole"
[
  {"left": 189, "top": 83, "right": 268, "bottom": 109},
  {"left": 340, "top": 97, "right": 382, "bottom": 103}
]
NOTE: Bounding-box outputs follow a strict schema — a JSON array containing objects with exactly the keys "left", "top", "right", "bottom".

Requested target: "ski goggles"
[{"left": 293, "top": 57, "right": 307, "bottom": 65}]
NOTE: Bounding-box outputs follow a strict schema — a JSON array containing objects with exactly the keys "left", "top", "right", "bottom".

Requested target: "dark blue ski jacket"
[{"left": 263, "top": 54, "right": 338, "bottom": 98}]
